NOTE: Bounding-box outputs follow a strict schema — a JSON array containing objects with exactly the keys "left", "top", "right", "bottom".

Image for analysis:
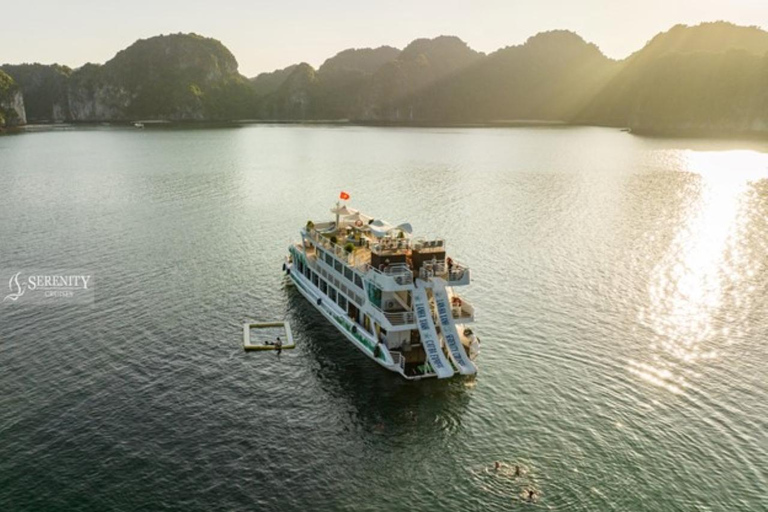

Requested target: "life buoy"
[{"left": 355, "top": 220, "right": 363, "bottom": 228}]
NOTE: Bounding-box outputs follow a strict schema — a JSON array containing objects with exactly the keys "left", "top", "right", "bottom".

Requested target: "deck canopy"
[
  {"left": 331, "top": 204, "right": 358, "bottom": 216},
  {"left": 343, "top": 211, "right": 371, "bottom": 226},
  {"left": 369, "top": 220, "right": 413, "bottom": 238}
]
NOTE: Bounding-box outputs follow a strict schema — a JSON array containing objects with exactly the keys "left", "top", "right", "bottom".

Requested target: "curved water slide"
[
  {"left": 431, "top": 278, "right": 477, "bottom": 375},
  {"left": 413, "top": 282, "right": 454, "bottom": 379}
]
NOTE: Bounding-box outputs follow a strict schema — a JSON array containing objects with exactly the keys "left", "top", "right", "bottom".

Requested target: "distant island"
[{"left": 2, "top": 22, "right": 768, "bottom": 137}]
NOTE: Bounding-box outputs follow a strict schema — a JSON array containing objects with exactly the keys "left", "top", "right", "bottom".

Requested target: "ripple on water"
[{"left": 1, "top": 128, "right": 767, "bottom": 511}]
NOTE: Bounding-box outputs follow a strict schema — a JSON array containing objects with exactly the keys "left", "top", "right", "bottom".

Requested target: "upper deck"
[{"left": 301, "top": 208, "right": 470, "bottom": 290}]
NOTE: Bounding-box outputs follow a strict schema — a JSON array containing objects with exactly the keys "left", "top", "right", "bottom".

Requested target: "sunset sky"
[{"left": 3, "top": 0, "right": 767, "bottom": 76}]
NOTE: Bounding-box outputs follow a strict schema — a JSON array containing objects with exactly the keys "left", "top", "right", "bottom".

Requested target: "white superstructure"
[{"left": 283, "top": 202, "right": 478, "bottom": 380}]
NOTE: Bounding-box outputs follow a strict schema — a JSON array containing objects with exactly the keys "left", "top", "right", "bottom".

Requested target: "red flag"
[{"left": 339, "top": 191, "right": 350, "bottom": 200}]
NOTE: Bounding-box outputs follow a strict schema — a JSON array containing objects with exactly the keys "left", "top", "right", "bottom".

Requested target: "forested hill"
[
  {"left": 2, "top": 33, "right": 257, "bottom": 123},
  {"left": 575, "top": 22, "right": 768, "bottom": 135},
  {"left": 3, "top": 22, "right": 768, "bottom": 136}
]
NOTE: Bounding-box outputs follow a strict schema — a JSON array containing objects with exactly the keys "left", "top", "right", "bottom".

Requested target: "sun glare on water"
[{"left": 632, "top": 150, "right": 768, "bottom": 394}]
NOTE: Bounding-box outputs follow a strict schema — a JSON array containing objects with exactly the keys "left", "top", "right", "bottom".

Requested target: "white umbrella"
[
  {"left": 395, "top": 222, "right": 413, "bottom": 235},
  {"left": 330, "top": 205, "right": 357, "bottom": 216},
  {"left": 345, "top": 211, "right": 371, "bottom": 227},
  {"left": 369, "top": 219, "right": 393, "bottom": 238}
]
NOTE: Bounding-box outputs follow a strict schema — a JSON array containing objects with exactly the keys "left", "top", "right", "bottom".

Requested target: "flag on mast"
[{"left": 339, "top": 191, "right": 350, "bottom": 200}]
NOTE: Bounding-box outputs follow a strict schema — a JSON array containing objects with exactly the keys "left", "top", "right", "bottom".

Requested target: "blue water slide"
[
  {"left": 413, "top": 281, "right": 454, "bottom": 379},
  {"left": 431, "top": 278, "right": 477, "bottom": 375}
]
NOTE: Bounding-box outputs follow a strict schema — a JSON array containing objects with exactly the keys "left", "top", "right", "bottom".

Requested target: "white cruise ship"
[{"left": 284, "top": 198, "right": 478, "bottom": 380}]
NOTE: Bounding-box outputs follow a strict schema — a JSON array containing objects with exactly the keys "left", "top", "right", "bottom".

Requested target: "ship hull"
[{"left": 286, "top": 264, "right": 436, "bottom": 380}]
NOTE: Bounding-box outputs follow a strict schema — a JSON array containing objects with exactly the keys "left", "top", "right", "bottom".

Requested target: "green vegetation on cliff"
[
  {"left": 3, "top": 33, "right": 257, "bottom": 122},
  {"left": 0, "top": 70, "right": 25, "bottom": 127},
  {"left": 3, "top": 22, "right": 768, "bottom": 135},
  {"left": 251, "top": 65, "right": 299, "bottom": 96},
  {"left": 388, "top": 31, "right": 617, "bottom": 123},
  {"left": 254, "top": 46, "right": 402, "bottom": 119},
  {"left": 0, "top": 64, "right": 71, "bottom": 122},
  {"left": 251, "top": 22, "right": 768, "bottom": 134},
  {"left": 576, "top": 22, "right": 768, "bottom": 134},
  {"left": 90, "top": 33, "right": 256, "bottom": 120}
]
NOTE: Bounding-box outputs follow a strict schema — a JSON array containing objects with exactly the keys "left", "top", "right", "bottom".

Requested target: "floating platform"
[{"left": 243, "top": 321, "right": 295, "bottom": 351}]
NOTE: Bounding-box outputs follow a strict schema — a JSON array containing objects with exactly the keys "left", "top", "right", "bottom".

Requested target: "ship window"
[
  {"left": 337, "top": 293, "right": 347, "bottom": 310},
  {"left": 329, "top": 287, "right": 337, "bottom": 302},
  {"left": 304, "top": 266, "right": 310, "bottom": 278},
  {"left": 344, "top": 267, "right": 353, "bottom": 281},
  {"left": 366, "top": 283, "right": 382, "bottom": 308},
  {"left": 325, "top": 253, "right": 333, "bottom": 266},
  {"left": 320, "top": 279, "right": 328, "bottom": 294},
  {"left": 317, "top": 248, "right": 324, "bottom": 260},
  {"left": 334, "top": 260, "right": 342, "bottom": 273},
  {"left": 354, "top": 275, "right": 363, "bottom": 289}
]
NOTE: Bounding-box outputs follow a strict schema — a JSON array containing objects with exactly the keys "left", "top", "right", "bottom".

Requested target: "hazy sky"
[{"left": 3, "top": 0, "right": 767, "bottom": 76}]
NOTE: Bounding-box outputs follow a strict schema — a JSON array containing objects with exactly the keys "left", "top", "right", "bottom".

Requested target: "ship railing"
[
  {"left": 419, "top": 260, "right": 469, "bottom": 283},
  {"left": 305, "top": 227, "right": 363, "bottom": 268},
  {"left": 371, "top": 238, "right": 411, "bottom": 254},
  {"left": 383, "top": 310, "right": 415, "bottom": 326},
  {"left": 370, "top": 238, "right": 446, "bottom": 255},
  {"left": 364, "top": 262, "right": 414, "bottom": 286},
  {"left": 389, "top": 351, "right": 406, "bottom": 371},
  {"left": 410, "top": 238, "right": 445, "bottom": 251}
]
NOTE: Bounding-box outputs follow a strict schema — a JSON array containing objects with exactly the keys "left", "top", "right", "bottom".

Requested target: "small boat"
[
  {"left": 134, "top": 122, "right": 145, "bottom": 129},
  {"left": 243, "top": 321, "right": 295, "bottom": 351}
]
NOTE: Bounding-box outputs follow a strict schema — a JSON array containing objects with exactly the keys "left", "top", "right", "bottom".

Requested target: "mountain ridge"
[{"left": 3, "top": 22, "right": 768, "bottom": 136}]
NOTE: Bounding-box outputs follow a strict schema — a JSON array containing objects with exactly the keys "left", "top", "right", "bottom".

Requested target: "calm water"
[{"left": 1, "top": 126, "right": 767, "bottom": 511}]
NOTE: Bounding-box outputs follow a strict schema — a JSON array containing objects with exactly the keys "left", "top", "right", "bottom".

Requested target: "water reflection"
[
  {"left": 635, "top": 150, "right": 768, "bottom": 393},
  {"left": 284, "top": 288, "right": 472, "bottom": 436}
]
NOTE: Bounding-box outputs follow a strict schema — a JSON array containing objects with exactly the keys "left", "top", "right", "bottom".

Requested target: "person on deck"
[{"left": 275, "top": 336, "right": 283, "bottom": 355}]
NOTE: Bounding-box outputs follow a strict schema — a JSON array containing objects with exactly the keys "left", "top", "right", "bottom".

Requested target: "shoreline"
[{"left": 3, "top": 119, "right": 768, "bottom": 140}]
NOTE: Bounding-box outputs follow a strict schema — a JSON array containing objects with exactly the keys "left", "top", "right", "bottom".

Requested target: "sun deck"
[{"left": 302, "top": 216, "right": 470, "bottom": 286}]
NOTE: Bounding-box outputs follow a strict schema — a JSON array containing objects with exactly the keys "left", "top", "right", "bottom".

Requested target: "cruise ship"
[{"left": 284, "top": 198, "right": 478, "bottom": 380}]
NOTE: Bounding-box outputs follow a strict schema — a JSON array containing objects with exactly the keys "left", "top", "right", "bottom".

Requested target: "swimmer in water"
[
  {"left": 527, "top": 489, "right": 536, "bottom": 502},
  {"left": 514, "top": 465, "right": 521, "bottom": 477},
  {"left": 494, "top": 461, "right": 501, "bottom": 471}
]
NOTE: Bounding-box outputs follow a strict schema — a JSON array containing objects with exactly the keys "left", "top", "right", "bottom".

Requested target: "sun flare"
[{"left": 635, "top": 149, "right": 768, "bottom": 392}]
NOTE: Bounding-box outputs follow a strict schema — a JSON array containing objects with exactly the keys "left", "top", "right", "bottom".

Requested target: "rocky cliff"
[
  {"left": 0, "top": 70, "right": 26, "bottom": 127},
  {"left": 0, "top": 64, "right": 71, "bottom": 122},
  {"left": 3, "top": 33, "right": 256, "bottom": 123}
]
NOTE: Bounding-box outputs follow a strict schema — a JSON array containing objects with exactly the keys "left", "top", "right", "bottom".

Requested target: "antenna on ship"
[{"left": 335, "top": 200, "right": 340, "bottom": 228}]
